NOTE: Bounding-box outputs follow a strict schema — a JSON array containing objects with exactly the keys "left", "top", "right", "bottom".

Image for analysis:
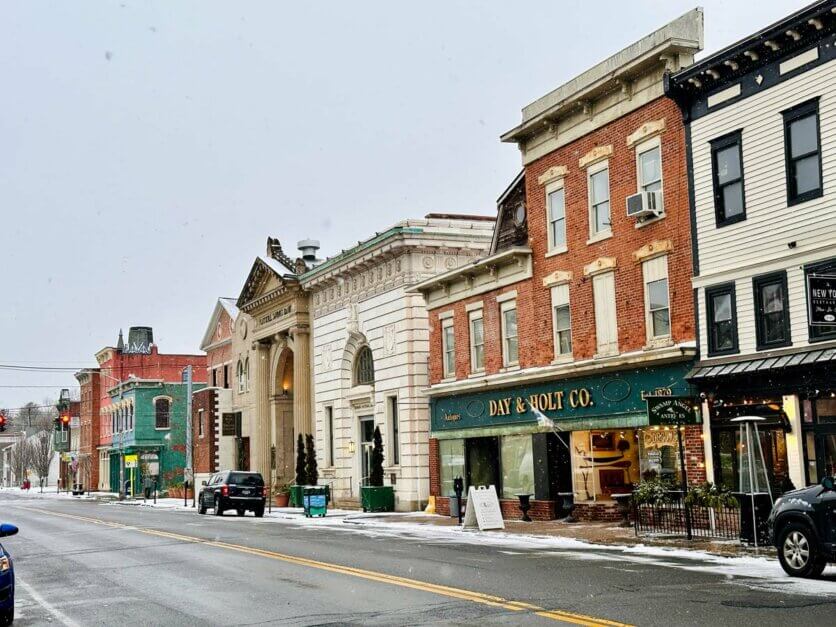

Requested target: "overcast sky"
[{"left": 0, "top": 0, "right": 805, "bottom": 408}]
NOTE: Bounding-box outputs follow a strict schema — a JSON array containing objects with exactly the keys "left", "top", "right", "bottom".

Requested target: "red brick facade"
[
  {"left": 424, "top": 96, "right": 706, "bottom": 520},
  {"left": 76, "top": 370, "right": 101, "bottom": 490},
  {"left": 192, "top": 387, "right": 217, "bottom": 475},
  {"left": 428, "top": 97, "right": 694, "bottom": 385}
]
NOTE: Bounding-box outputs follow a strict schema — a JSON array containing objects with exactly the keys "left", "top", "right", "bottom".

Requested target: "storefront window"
[
  {"left": 500, "top": 435, "right": 534, "bottom": 499},
  {"left": 467, "top": 437, "right": 500, "bottom": 490},
  {"left": 638, "top": 427, "right": 682, "bottom": 484},
  {"left": 439, "top": 439, "right": 464, "bottom": 497},
  {"left": 571, "top": 430, "right": 640, "bottom": 502},
  {"left": 714, "top": 426, "right": 789, "bottom": 493}
]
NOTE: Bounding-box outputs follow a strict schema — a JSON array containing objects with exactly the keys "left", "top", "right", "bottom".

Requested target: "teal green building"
[{"left": 107, "top": 379, "right": 205, "bottom": 494}]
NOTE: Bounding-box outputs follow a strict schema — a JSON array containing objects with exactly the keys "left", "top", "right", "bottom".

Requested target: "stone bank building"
[
  {"left": 301, "top": 216, "right": 494, "bottom": 511},
  {"left": 415, "top": 11, "right": 707, "bottom": 520}
]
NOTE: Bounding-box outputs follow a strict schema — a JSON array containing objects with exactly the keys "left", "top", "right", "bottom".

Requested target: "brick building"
[
  {"left": 192, "top": 297, "right": 239, "bottom": 488},
  {"left": 414, "top": 10, "right": 707, "bottom": 521},
  {"left": 74, "top": 368, "right": 101, "bottom": 491},
  {"left": 94, "top": 326, "right": 207, "bottom": 493}
]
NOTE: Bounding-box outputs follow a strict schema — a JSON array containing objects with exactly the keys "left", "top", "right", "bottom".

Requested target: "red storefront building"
[
  {"left": 94, "top": 327, "right": 207, "bottom": 491},
  {"left": 414, "top": 10, "right": 707, "bottom": 520}
]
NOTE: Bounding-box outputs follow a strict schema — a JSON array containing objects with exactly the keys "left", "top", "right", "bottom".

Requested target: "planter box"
[
  {"left": 274, "top": 492, "right": 290, "bottom": 507},
  {"left": 361, "top": 486, "right": 395, "bottom": 512},
  {"left": 167, "top": 486, "right": 194, "bottom": 499}
]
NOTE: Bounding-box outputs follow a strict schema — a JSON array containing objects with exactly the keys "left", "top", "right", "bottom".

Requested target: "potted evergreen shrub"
[
  {"left": 304, "top": 433, "right": 329, "bottom": 504},
  {"left": 291, "top": 433, "right": 306, "bottom": 507},
  {"left": 361, "top": 426, "right": 395, "bottom": 512}
]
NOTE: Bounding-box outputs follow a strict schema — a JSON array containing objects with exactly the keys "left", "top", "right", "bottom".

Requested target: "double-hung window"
[
  {"left": 710, "top": 130, "right": 745, "bottom": 226},
  {"left": 643, "top": 256, "right": 670, "bottom": 341},
  {"left": 783, "top": 99, "right": 822, "bottom": 205},
  {"left": 592, "top": 272, "right": 618, "bottom": 356},
  {"left": 637, "top": 140, "right": 662, "bottom": 193},
  {"left": 706, "top": 283, "right": 738, "bottom": 356},
  {"left": 441, "top": 317, "right": 455, "bottom": 378},
  {"left": 469, "top": 310, "right": 485, "bottom": 372},
  {"left": 588, "top": 163, "right": 611, "bottom": 237},
  {"left": 753, "top": 272, "right": 791, "bottom": 349},
  {"left": 546, "top": 181, "right": 566, "bottom": 253},
  {"left": 500, "top": 301, "right": 519, "bottom": 366},
  {"left": 551, "top": 284, "right": 572, "bottom": 358}
]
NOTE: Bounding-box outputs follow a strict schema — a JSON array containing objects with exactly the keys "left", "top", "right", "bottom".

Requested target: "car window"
[{"left": 229, "top": 472, "right": 263, "bottom": 486}]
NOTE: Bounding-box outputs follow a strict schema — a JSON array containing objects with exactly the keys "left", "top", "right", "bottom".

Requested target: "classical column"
[
  {"left": 783, "top": 394, "right": 806, "bottom": 490},
  {"left": 291, "top": 326, "right": 313, "bottom": 438},
  {"left": 255, "top": 340, "right": 272, "bottom": 481}
]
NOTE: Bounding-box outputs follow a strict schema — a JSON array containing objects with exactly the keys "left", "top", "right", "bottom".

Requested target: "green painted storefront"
[
  {"left": 107, "top": 381, "right": 204, "bottom": 494},
  {"left": 430, "top": 361, "right": 695, "bottom": 438}
]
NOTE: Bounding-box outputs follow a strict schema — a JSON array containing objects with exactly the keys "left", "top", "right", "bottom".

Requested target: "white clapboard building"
[
  {"left": 300, "top": 215, "right": 494, "bottom": 511},
  {"left": 666, "top": 1, "right": 836, "bottom": 492}
]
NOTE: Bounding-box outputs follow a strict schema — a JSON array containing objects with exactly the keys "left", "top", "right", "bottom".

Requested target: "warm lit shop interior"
[{"left": 569, "top": 428, "right": 687, "bottom": 502}]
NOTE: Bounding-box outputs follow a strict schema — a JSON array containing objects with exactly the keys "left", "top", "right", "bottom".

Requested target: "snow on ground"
[{"left": 0, "top": 487, "right": 100, "bottom": 503}]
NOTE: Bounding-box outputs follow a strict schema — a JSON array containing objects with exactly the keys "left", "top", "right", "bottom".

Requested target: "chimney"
[{"left": 297, "top": 239, "right": 321, "bottom": 265}]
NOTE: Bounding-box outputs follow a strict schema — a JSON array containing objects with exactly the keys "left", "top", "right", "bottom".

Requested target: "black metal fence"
[{"left": 634, "top": 499, "right": 740, "bottom": 540}]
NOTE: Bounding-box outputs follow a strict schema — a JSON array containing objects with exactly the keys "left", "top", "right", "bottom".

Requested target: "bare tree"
[
  {"left": 9, "top": 439, "right": 32, "bottom": 487},
  {"left": 30, "top": 417, "right": 55, "bottom": 493}
]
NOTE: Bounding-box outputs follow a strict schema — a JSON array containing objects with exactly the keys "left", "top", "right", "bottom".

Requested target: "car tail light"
[
  {"left": 221, "top": 484, "right": 229, "bottom": 497},
  {"left": 262, "top": 486, "right": 267, "bottom": 498}
]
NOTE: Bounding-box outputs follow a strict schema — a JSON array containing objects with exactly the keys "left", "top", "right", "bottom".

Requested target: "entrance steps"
[{"left": 330, "top": 497, "right": 362, "bottom": 511}]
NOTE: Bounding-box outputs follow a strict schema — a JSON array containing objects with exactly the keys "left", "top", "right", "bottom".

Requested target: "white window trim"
[
  {"left": 441, "top": 317, "right": 456, "bottom": 379},
  {"left": 635, "top": 136, "right": 663, "bottom": 194},
  {"left": 545, "top": 178, "right": 568, "bottom": 256},
  {"left": 643, "top": 255, "right": 673, "bottom": 348},
  {"left": 587, "top": 159, "right": 612, "bottom": 241},
  {"left": 468, "top": 309, "right": 485, "bottom": 373},
  {"left": 152, "top": 395, "right": 173, "bottom": 430},
  {"left": 496, "top": 290, "right": 517, "bottom": 304},
  {"left": 500, "top": 300, "right": 519, "bottom": 367},
  {"left": 550, "top": 284, "right": 573, "bottom": 363}
]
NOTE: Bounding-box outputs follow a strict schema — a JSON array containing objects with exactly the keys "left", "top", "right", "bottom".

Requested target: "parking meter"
[{"left": 453, "top": 476, "right": 464, "bottom": 524}]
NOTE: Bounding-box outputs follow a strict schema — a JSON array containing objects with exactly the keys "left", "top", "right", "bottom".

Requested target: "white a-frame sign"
[{"left": 462, "top": 485, "right": 505, "bottom": 530}]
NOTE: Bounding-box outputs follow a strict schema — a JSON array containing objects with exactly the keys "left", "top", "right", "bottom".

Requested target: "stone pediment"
[{"left": 237, "top": 256, "right": 297, "bottom": 312}]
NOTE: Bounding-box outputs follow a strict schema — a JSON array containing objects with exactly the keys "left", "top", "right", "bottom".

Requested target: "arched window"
[
  {"left": 237, "top": 360, "right": 245, "bottom": 393},
  {"left": 354, "top": 346, "right": 375, "bottom": 386},
  {"left": 155, "top": 398, "right": 170, "bottom": 429}
]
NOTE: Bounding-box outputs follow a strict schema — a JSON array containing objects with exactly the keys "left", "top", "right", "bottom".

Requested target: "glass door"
[{"left": 360, "top": 416, "right": 375, "bottom": 486}]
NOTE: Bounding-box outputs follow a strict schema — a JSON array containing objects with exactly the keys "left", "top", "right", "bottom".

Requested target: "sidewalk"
[{"left": 339, "top": 511, "right": 776, "bottom": 559}]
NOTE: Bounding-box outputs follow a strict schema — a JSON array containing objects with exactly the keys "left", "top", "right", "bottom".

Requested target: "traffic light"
[
  {"left": 0, "top": 413, "right": 6, "bottom": 432},
  {"left": 60, "top": 413, "right": 71, "bottom": 427}
]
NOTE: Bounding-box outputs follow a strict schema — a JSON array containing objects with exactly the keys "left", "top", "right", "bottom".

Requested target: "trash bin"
[
  {"left": 449, "top": 495, "right": 463, "bottom": 519},
  {"left": 734, "top": 492, "right": 772, "bottom": 545},
  {"left": 303, "top": 486, "right": 328, "bottom": 518}
]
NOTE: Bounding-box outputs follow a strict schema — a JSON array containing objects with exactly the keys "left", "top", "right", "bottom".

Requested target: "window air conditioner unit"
[{"left": 626, "top": 190, "right": 663, "bottom": 218}]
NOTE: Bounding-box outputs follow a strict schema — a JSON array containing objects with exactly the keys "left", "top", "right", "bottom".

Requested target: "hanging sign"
[
  {"left": 462, "top": 485, "right": 505, "bottom": 531},
  {"left": 124, "top": 454, "right": 138, "bottom": 469},
  {"left": 646, "top": 396, "right": 698, "bottom": 426},
  {"left": 807, "top": 274, "right": 836, "bottom": 326}
]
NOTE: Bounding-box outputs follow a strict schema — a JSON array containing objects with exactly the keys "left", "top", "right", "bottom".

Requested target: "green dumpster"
[{"left": 303, "top": 486, "right": 328, "bottom": 517}]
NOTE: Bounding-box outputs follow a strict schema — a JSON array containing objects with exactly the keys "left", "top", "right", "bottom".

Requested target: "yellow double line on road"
[{"left": 22, "top": 506, "right": 630, "bottom": 626}]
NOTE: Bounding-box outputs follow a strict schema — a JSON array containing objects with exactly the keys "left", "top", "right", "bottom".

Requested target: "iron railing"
[{"left": 634, "top": 498, "right": 740, "bottom": 540}]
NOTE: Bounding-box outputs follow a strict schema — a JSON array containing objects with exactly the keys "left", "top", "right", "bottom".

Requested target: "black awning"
[{"left": 687, "top": 346, "right": 836, "bottom": 381}]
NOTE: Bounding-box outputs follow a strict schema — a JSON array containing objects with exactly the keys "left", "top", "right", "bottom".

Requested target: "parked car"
[
  {"left": 0, "top": 523, "right": 19, "bottom": 626},
  {"left": 198, "top": 471, "right": 266, "bottom": 517},
  {"left": 768, "top": 475, "right": 836, "bottom": 578}
]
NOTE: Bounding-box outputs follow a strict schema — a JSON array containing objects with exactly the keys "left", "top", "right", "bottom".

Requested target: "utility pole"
[{"left": 183, "top": 366, "right": 194, "bottom": 507}]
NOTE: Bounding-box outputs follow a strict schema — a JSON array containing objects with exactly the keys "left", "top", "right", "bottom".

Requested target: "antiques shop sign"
[
  {"left": 430, "top": 362, "right": 692, "bottom": 431},
  {"left": 808, "top": 274, "right": 836, "bottom": 326},
  {"left": 646, "top": 396, "right": 699, "bottom": 426}
]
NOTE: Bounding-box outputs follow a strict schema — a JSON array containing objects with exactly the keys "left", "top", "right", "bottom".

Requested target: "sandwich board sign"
[{"left": 462, "top": 485, "right": 505, "bottom": 530}]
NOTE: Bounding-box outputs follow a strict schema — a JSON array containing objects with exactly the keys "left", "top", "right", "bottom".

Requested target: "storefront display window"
[
  {"left": 714, "top": 425, "right": 789, "bottom": 493},
  {"left": 500, "top": 434, "right": 534, "bottom": 499},
  {"left": 439, "top": 439, "right": 464, "bottom": 497},
  {"left": 466, "top": 437, "right": 499, "bottom": 489},
  {"left": 571, "top": 430, "right": 639, "bottom": 502},
  {"left": 637, "top": 427, "right": 682, "bottom": 483}
]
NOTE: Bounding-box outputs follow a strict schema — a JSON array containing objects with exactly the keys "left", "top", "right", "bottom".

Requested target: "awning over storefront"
[{"left": 687, "top": 346, "right": 836, "bottom": 381}]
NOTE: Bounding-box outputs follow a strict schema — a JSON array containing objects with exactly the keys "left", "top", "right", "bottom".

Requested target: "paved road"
[{"left": 1, "top": 492, "right": 835, "bottom": 626}]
